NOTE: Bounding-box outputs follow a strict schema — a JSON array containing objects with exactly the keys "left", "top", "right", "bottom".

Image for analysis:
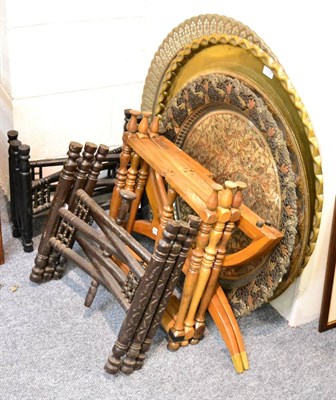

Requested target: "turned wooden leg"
[
  {"left": 7, "top": 131, "right": 21, "bottom": 238},
  {"left": 183, "top": 183, "right": 224, "bottom": 342},
  {"left": 134, "top": 216, "right": 201, "bottom": 371},
  {"left": 168, "top": 210, "right": 216, "bottom": 351},
  {"left": 30, "top": 142, "right": 83, "bottom": 283},
  {"left": 8, "top": 137, "right": 22, "bottom": 238},
  {"left": 123, "top": 112, "right": 150, "bottom": 195},
  {"left": 53, "top": 143, "right": 109, "bottom": 280},
  {"left": 83, "top": 144, "right": 110, "bottom": 196},
  {"left": 104, "top": 221, "right": 180, "bottom": 374},
  {"left": 208, "top": 181, "right": 249, "bottom": 371},
  {"left": 204, "top": 181, "right": 249, "bottom": 373},
  {"left": 18, "top": 144, "right": 34, "bottom": 252},
  {"left": 192, "top": 181, "right": 236, "bottom": 343},
  {"left": 48, "top": 142, "right": 97, "bottom": 275},
  {"left": 125, "top": 116, "right": 158, "bottom": 233},
  {"left": 121, "top": 233, "right": 184, "bottom": 374}
]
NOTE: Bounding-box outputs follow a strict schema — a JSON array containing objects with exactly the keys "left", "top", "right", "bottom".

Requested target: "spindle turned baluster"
[
  {"left": 124, "top": 152, "right": 141, "bottom": 193},
  {"left": 148, "top": 115, "right": 160, "bottom": 139},
  {"left": 67, "top": 142, "right": 98, "bottom": 208},
  {"left": 156, "top": 185, "right": 178, "bottom": 244},
  {"left": 84, "top": 144, "right": 110, "bottom": 196},
  {"left": 122, "top": 113, "right": 151, "bottom": 212},
  {"left": 137, "top": 111, "right": 151, "bottom": 138},
  {"left": 125, "top": 116, "right": 156, "bottom": 233},
  {"left": 109, "top": 110, "right": 140, "bottom": 219}
]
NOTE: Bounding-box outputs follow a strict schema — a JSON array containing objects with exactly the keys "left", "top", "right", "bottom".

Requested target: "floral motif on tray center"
[{"left": 183, "top": 110, "right": 282, "bottom": 226}]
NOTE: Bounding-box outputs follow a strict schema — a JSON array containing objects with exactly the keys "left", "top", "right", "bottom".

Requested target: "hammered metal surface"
[{"left": 142, "top": 14, "right": 277, "bottom": 113}]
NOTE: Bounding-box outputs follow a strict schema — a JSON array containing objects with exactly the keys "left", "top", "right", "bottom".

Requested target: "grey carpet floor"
[{"left": 0, "top": 189, "right": 335, "bottom": 400}]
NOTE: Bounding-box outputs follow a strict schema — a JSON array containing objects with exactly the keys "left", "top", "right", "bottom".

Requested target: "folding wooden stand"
[
  {"left": 109, "top": 110, "right": 283, "bottom": 373},
  {"left": 7, "top": 130, "right": 120, "bottom": 252},
  {"left": 28, "top": 111, "right": 283, "bottom": 375},
  {"left": 30, "top": 141, "right": 110, "bottom": 282},
  {"left": 29, "top": 135, "right": 202, "bottom": 374}
]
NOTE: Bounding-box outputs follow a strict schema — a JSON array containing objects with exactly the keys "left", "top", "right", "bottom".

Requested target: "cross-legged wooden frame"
[
  {"left": 30, "top": 178, "right": 200, "bottom": 374},
  {"left": 7, "top": 130, "right": 120, "bottom": 252},
  {"left": 109, "top": 110, "right": 283, "bottom": 372}
]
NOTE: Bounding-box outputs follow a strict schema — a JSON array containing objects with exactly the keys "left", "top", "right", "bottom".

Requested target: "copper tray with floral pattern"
[{"left": 141, "top": 15, "right": 322, "bottom": 316}]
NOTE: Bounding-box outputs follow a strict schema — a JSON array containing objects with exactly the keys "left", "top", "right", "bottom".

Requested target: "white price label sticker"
[{"left": 262, "top": 65, "right": 274, "bottom": 79}]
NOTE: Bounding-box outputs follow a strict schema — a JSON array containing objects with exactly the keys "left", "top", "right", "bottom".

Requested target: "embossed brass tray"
[{"left": 141, "top": 15, "right": 322, "bottom": 315}]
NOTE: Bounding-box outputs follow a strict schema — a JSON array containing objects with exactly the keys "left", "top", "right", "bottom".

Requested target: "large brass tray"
[{"left": 141, "top": 15, "right": 322, "bottom": 316}]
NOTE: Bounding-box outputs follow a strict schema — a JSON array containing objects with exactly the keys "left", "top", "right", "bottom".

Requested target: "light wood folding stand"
[{"left": 109, "top": 111, "right": 283, "bottom": 373}]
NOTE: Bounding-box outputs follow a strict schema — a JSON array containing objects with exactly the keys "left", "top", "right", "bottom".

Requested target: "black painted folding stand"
[{"left": 7, "top": 130, "right": 121, "bottom": 252}]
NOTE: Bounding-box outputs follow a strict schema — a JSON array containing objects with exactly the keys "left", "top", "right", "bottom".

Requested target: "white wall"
[
  {"left": 0, "top": 0, "right": 13, "bottom": 193},
  {"left": 1, "top": 0, "right": 335, "bottom": 325}
]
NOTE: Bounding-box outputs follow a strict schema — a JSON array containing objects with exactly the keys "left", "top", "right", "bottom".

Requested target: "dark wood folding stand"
[
  {"left": 29, "top": 140, "right": 200, "bottom": 374},
  {"left": 7, "top": 130, "right": 121, "bottom": 253},
  {"left": 30, "top": 141, "right": 110, "bottom": 282}
]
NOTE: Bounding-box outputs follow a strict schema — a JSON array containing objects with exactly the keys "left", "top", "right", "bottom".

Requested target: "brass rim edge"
[
  {"left": 141, "top": 14, "right": 277, "bottom": 112},
  {"left": 155, "top": 33, "right": 323, "bottom": 270}
]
